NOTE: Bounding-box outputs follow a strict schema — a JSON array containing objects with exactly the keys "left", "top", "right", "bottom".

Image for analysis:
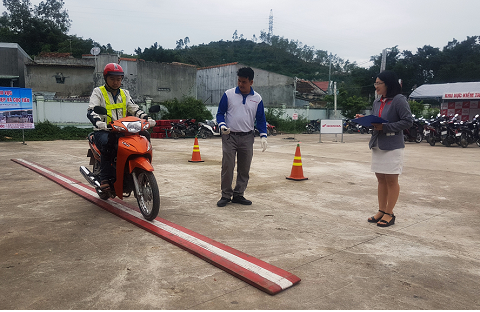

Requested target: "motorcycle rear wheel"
[
  {"left": 428, "top": 134, "right": 436, "bottom": 146},
  {"left": 460, "top": 133, "right": 469, "bottom": 148},
  {"left": 171, "top": 130, "right": 180, "bottom": 139},
  {"left": 415, "top": 132, "right": 423, "bottom": 143},
  {"left": 134, "top": 170, "right": 160, "bottom": 221}
]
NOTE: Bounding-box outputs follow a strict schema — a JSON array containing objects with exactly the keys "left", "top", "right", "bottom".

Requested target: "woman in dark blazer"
[{"left": 356, "top": 71, "right": 413, "bottom": 227}]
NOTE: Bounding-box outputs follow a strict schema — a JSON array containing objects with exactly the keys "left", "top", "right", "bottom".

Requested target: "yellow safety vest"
[{"left": 99, "top": 86, "right": 127, "bottom": 123}]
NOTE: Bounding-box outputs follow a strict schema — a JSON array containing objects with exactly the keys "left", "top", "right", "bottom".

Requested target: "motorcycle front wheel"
[
  {"left": 134, "top": 169, "right": 160, "bottom": 221},
  {"left": 199, "top": 128, "right": 209, "bottom": 139},
  {"left": 428, "top": 134, "right": 436, "bottom": 146}
]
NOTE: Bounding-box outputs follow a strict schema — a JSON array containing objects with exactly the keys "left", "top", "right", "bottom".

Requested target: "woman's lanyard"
[{"left": 379, "top": 97, "right": 392, "bottom": 118}]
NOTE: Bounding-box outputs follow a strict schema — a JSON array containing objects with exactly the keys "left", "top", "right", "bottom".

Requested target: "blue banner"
[{"left": 0, "top": 87, "right": 34, "bottom": 129}]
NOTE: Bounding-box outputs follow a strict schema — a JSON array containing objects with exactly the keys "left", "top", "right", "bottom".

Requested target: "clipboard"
[{"left": 352, "top": 115, "right": 388, "bottom": 127}]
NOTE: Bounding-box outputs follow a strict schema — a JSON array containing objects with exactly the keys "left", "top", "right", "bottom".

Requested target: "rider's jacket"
[{"left": 87, "top": 86, "right": 147, "bottom": 129}]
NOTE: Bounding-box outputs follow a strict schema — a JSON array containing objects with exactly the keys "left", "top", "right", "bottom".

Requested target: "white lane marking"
[{"left": 16, "top": 159, "right": 294, "bottom": 290}]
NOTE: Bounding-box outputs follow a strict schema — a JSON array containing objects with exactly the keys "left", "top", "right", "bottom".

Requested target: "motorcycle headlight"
[{"left": 122, "top": 121, "right": 142, "bottom": 133}]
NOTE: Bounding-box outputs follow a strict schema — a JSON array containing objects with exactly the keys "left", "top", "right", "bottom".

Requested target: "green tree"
[
  {"left": 408, "top": 100, "right": 425, "bottom": 117},
  {"left": 161, "top": 97, "right": 212, "bottom": 122},
  {"left": 324, "top": 88, "right": 369, "bottom": 119},
  {"left": 135, "top": 42, "right": 180, "bottom": 63},
  {"left": 56, "top": 35, "right": 100, "bottom": 58},
  {"left": 0, "top": 0, "right": 71, "bottom": 55},
  {"left": 341, "top": 96, "right": 369, "bottom": 119}
]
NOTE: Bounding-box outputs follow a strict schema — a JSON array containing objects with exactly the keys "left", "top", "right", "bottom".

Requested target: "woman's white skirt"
[{"left": 371, "top": 147, "right": 405, "bottom": 174}]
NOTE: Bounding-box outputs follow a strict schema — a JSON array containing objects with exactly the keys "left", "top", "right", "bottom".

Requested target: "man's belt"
[{"left": 230, "top": 130, "right": 253, "bottom": 136}]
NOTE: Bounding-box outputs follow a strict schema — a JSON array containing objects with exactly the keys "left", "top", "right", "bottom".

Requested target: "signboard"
[
  {"left": 320, "top": 119, "right": 343, "bottom": 134},
  {"left": 0, "top": 87, "right": 34, "bottom": 129},
  {"left": 292, "top": 113, "right": 298, "bottom": 120},
  {"left": 443, "top": 92, "right": 480, "bottom": 100},
  {"left": 441, "top": 100, "right": 480, "bottom": 122}
]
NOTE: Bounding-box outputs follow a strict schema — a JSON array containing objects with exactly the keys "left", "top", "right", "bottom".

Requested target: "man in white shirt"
[{"left": 216, "top": 67, "right": 268, "bottom": 207}]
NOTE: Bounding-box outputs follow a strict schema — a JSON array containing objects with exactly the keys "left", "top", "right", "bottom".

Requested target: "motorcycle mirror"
[
  {"left": 149, "top": 105, "right": 161, "bottom": 113},
  {"left": 93, "top": 106, "right": 108, "bottom": 115}
]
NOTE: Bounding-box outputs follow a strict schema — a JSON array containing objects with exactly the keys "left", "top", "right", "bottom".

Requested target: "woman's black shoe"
[
  {"left": 377, "top": 212, "right": 395, "bottom": 227},
  {"left": 368, "top": 210, "right": 385, "bottom": 223}
]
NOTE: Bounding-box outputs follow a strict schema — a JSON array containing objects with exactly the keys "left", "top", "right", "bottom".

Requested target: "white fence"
[{"left": 33, "top": 96, "right": 351, "bottom": 128}]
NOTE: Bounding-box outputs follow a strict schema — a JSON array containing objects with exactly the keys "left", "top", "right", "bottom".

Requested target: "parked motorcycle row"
[
  {"left": 305, "top": 114, "right": 480, "bottom": 148},
  {"left": 168, "top": 119, "right": 277, "bottom": 139},
  {"left": 423, "top": 113, "right": 480, "bottom": 148},
  {"left": 169, "top": 119, "right": 199, "bottom": 139},
  {"left": 304, "top": 119, "right": 372, "bottom": 134}
]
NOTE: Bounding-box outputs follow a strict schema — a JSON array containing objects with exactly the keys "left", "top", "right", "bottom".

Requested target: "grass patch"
[{"left": 0, "top": 121, "right": 93, "bottom": 141}]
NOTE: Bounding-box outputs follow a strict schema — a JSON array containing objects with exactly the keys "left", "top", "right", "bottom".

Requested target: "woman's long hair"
[{"left": 377, "top": 70, "right": 402, "bottom": 98}]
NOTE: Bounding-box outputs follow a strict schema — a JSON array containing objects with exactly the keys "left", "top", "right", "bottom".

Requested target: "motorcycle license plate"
[
  {"left": 425, "top": 130, "right": 430, "bottom": 134},
  {"left": 441, "top": 131, "right": 447, "bottom": 135},
  {"left": 455, "top": 132, "right": 462, "bottom": 137}
]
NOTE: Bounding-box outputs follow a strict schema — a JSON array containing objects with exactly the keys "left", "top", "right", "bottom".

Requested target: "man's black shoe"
[
  {"left": 217, "top": 197, "right": 231, "bottom": 207},
  {"left": 231, "top": 196, "right": 252, "bottom": 205}
]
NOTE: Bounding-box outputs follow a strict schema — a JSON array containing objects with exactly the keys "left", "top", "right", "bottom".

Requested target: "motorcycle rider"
[{"left": 87, "top": 63, "right": 156, "bottom": 192}]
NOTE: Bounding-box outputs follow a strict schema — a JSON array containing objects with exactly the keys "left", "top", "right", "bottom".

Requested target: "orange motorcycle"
[{"left": 80, "top": 105, "right": 160, "bottom": 221}]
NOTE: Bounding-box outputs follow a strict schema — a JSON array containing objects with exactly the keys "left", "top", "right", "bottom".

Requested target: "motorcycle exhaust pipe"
[{"left": 79, "top": 166, "right": 101, "bottom": 188}]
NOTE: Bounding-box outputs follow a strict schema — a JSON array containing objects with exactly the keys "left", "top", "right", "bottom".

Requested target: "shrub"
[
  {"left": 265, "top": 107, "right": 308, "bottom": 133},
  {"left": 0, "top": 121, "right": 92, "bottom": 142},
  {"left": 160, "top": 96, "right": 213, "bottom": 122}
]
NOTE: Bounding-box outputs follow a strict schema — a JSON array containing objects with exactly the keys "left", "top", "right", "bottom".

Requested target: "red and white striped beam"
[{"left": 11, "top": 159, "right": 300, "bottom": 295}]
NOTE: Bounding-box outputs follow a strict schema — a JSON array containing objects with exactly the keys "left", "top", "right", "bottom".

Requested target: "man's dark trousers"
[{"left": 221, "top": 132, "right": 254, "bottom": 199}]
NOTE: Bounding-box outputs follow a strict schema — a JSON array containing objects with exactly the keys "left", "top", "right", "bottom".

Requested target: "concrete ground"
[{"left": 0, "top": 133, "right": 479, "bottom": 309}]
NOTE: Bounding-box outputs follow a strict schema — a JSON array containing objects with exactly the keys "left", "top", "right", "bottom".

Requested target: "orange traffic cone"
[
  {"left": 286, "top": 144, "right": 308, "bottom": 181},
  {"left": 188, "top": 136, "right": 204, "bottom": 162}
]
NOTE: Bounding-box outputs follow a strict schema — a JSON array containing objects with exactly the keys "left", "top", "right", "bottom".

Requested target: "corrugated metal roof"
[
  {"left": 312, "top": 81, "right": 329, "bottom": 92},
  {"left": 197, "top": 62, "right": 239, "bottom": 70}
]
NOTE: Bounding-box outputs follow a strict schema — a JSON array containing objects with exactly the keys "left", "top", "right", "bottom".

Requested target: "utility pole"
[
  {"left": 293, "top": 76, "right": 297, "bottom": 107},
  {"left": 380, "top": 48, "right": 387, "bottom": 72},
  {"left": 268, "top": 9, "right": 273, "bottom": 38},
  {"left": 334, "top": 82, "right": 337, "bottom": 118},
  {"left": 378, "top": 48, "right": 388, "bottom": 99},
  {"left": 328, "top": 56, "right": 332, "bottom": 95}
]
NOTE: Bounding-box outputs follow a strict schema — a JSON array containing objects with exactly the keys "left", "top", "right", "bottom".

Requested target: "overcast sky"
[{"left": 2, "top": 0, "right": 479, "bottom": 67}]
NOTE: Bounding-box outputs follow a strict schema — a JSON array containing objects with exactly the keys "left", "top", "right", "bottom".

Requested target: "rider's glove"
[
  {"left": 220, "top": 125, "right": 230, "bottom": 135},
  {"left": 148, "top": 117, "right": 156, "bottom": 128},
  {"left": 96, "top": 121, "right": 107, "bottom": 130},
  {"left": 261, "top": 136, "right": 268, "bottom": 152}
]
